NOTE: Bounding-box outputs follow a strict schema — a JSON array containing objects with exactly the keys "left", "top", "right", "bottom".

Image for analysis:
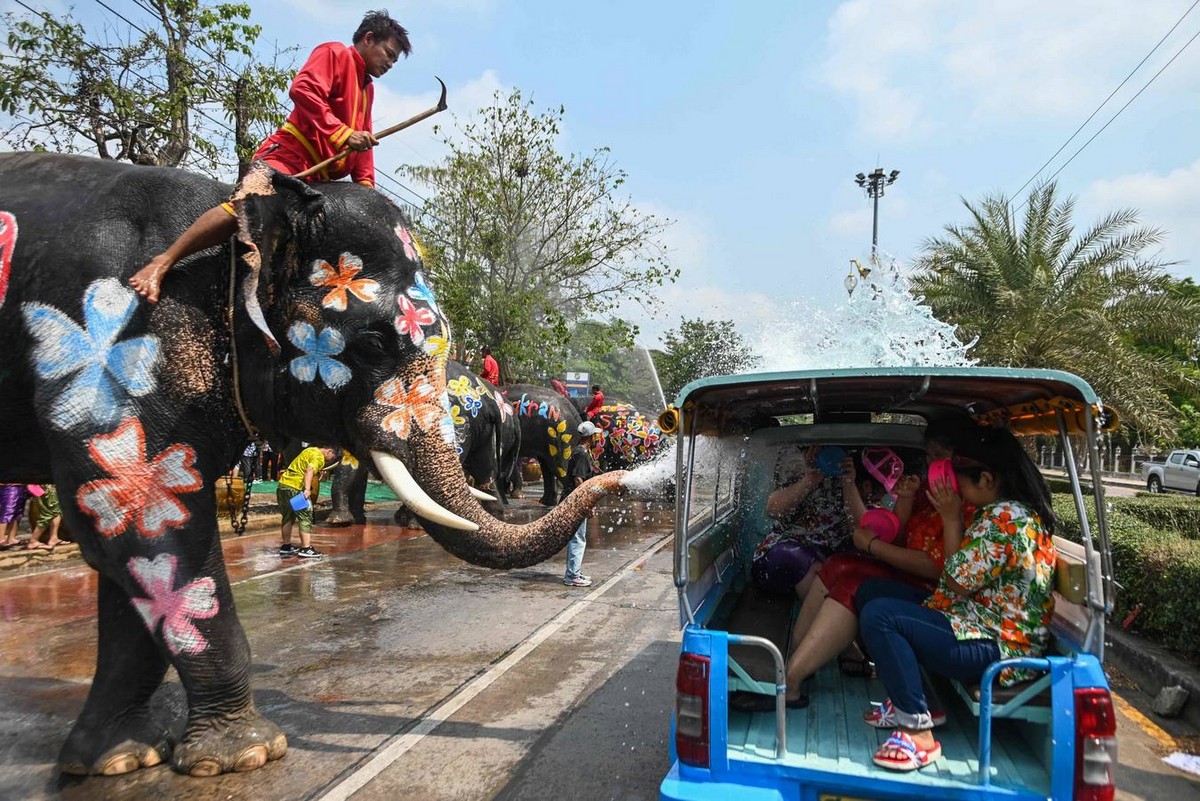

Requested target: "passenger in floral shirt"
[
  {"left": 856, "top": 426, "right": 1057, "bottom": 773},
  {"left": 751, "top": 445, "right": 854, "bottom": 597}
]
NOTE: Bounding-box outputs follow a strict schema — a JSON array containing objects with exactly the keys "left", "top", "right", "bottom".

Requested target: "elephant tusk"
[
  {"left": 469, "top": 487, "right": 496, "bottom": 503},
  {"left": 370, "top": 450, "right": 479, "bottom": 532}
]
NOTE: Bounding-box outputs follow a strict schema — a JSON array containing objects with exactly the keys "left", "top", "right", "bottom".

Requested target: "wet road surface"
[{"left": 0, "top": 497, "right": 681, "bottom": 801}]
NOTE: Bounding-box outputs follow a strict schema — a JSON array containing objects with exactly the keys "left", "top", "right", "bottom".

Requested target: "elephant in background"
[
  {"left": 583, "top": 402, "right": 668, "bottom": 471},
  {"left": 326, "top": 360, "right": 520, "bottom": 525},
  {"left": 504, "top": 383, "right": 583, "bottom": 506},
  {"left": 0, "top": 154, "right": 624, "bottom": 779}
]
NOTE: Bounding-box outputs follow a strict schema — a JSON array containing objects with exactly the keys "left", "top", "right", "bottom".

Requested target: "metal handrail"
[
  {"left": 726, "top": 634, "right": 787, "bottom": 759},
  {"left": 977, "top": 657, "right": 1052, "bottom": 785}
]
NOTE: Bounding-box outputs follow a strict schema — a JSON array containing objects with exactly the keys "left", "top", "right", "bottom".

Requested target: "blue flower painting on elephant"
[
  {"left": 287, "top": 322, "right": 352, "bottom": 389},
  {"left": 22, "top": 278, "right": 160, "bottom": 430}
]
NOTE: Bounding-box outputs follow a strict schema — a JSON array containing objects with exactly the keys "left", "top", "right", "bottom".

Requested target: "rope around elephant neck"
[{"left": 227, "top": 241, "right": 260, "bottom": 439}]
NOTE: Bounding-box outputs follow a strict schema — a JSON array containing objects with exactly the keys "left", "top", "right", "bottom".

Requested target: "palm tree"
[{"left": 912, "top": 182, "right": 1200, "bottom": 439}]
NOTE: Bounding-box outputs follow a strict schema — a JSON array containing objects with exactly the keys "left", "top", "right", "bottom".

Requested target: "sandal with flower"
[
  {"left": 864, "top": 698, "right": 946, "bottom": 728},
  {"left": 872, "top": 730, "right": 942, "bottom": 772}
]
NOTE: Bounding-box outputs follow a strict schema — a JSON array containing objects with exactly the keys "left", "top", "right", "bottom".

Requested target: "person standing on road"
[
  {"left": 563, "top": 421, "right": 602, "bottom": 587},
  {"left": 278, "top": 445, "right": 340, "bottom": 558}
]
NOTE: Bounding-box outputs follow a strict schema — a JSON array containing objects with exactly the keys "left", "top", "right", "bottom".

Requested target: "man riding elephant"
[{"left": 0, "top": 153, "right": 625, "bottom": 778}]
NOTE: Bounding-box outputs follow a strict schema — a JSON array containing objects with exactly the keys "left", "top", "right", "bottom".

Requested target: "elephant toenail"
[
  {"left": 59, "top": 761, "right": 89, "bottom": 776},
  {"left": 233, "top": 745, "right": 268, "bottom": 772},
  {"left": 140, "top": 748, "right": 163, "bottom": 768},
  {"left": 189, "top": 758, "right": 223, "bottom": 777},
  {"left": 100, "top": 754, "right": 140, "bottom": 775},
  {"left": 267, "top": 733, "right": 288, "bottom": 760}
]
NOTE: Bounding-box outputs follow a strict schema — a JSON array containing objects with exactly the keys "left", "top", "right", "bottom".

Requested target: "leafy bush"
[{"left": 1051, "top": 493, "right": 1200, "bottom": 658}]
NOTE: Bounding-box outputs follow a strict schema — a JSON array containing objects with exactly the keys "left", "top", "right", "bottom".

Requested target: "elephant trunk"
[{"left": 375, "top": 427, "right": 626, "bottom": 569}]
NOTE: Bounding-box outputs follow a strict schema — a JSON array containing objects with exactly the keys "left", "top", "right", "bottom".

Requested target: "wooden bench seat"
[{"left": 724, "top": 584, "right": 794, "bottom": 692}]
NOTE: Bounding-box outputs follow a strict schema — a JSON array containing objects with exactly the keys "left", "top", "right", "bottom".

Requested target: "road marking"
[
  {"left": 1114, "top": 691, "right": 1178, "bottom": 752},
  {"left": 314, "top": 533, "right": 674, "bottom": 801}
]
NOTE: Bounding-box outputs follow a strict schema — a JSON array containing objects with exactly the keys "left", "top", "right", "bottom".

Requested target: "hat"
[{"left": 578, "top": 421, "right": 601, "bottom": 437}]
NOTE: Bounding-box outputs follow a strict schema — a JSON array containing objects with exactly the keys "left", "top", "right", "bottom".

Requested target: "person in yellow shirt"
[{"left": 277, "top": 445, "right": 340, "bottom": 558}]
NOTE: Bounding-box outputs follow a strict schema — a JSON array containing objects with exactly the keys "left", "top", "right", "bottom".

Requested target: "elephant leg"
[
  {"left": 59, "top": 572, "right": 176, "bottom": 776},
  {"left": 348, "top": 463, "right": 367, "bottom": 524},
  {"left": 538, "top": 456, "right": 557, "bottom": 506},
  {"left": 165, "top": 539, "right": 287, "bottom": 776}
]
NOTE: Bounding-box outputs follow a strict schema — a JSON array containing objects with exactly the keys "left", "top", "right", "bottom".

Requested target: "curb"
[{"left": 1106, "top": 626, "right": 1200, "bottom": 731}]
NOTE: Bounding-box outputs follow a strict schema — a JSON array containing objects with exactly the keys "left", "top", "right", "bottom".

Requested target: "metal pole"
[{"left": 872, "top": 189, "right": 880, "bottom": 252}]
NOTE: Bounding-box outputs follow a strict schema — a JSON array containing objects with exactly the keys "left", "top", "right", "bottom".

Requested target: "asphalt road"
[{"left": 0, "top": 496, "right": 1198, "bottom": 800}]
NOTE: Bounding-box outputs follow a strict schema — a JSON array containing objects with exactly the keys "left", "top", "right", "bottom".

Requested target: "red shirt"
[
  {"left": 584, "top": 390, "right": 604, "bottom": 418},
  {"left": 253, "top": 42, "right": 375, "bottom": 186},
  {"left": 481, "top": 355, "right": 500, "bottom": 385}
]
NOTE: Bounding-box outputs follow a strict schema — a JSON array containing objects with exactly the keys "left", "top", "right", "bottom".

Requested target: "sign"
[{"left": 564, "top": 371, "right": 590, "bottom": 397}]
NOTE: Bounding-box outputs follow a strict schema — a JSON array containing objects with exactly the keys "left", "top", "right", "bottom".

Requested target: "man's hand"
[
  {"left": 893, "top": 474, "right": 920, "bottom": 498},
  {"left": 347, "top": 130, "right": 379, "bottom": 152}
]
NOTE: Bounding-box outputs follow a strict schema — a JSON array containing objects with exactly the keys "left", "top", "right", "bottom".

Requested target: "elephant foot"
[
  {"left": 171, "top": 711, "right": 287, "bottom": 777},
  {"left": 58, "top": 710, "right": 177, "bottom": 776},
  {"left": 539, "top": 497, "right": 557, "bottom": 507},
  {"left": 323, "top": 513, "right": 353, "bottom": 528}
]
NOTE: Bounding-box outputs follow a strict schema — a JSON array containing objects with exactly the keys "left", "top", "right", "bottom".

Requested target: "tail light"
[
  {"left": 1075, "top": 687, "right": 1117, "bottom": 801},
  {"left": 675, "top": 653, "right": 710, "bottom": 768}
]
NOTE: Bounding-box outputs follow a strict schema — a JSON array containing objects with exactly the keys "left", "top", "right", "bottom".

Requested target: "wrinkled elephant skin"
[
  {"left": 0, "top": 154, "right": 623, "bottom": 779},
  {"left": 328, "top": 360, "right": 519, "bottom": 524},
  {"left": 586, "top": 403, "right": 667, "bottom": 471}
]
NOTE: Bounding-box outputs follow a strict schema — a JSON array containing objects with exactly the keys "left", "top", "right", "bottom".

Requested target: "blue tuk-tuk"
[{"left": 658, "top": 367, "right": 1117, "bottom": 801}]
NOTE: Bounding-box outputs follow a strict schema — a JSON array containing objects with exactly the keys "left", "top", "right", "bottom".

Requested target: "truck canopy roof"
[{"left": 670, "top": 366, "right": 1113, "bottom": 437}]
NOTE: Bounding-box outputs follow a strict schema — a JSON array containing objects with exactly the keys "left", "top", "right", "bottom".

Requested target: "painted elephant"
[
  {"left": 0, "top": 153, "right": 624, "bottom": 778},
  {"left": 326, "top": 360, "right": 520, "bottom": 525},
  {"left": 504, "top": 383, "right": 583, "bottom": 506},
  {"left": 584, "top": 402, "right": 668, "bottom": 471}
]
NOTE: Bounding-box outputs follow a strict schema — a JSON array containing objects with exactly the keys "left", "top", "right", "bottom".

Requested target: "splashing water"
[{"left": 751, "top": 252, "right": 975, "bottom": 372}]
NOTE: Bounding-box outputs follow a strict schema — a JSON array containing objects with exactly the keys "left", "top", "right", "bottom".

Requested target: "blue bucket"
[
  {"left": 815, "top": 445, "right": 847, "bottom": 477},
  {"left": 289, "top": 493, "right": 311, "bottom": 512}
]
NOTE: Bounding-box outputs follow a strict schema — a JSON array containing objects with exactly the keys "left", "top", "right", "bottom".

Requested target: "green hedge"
[{"left": 1051, "top": 493, "right": 1200, "bottom": 658}]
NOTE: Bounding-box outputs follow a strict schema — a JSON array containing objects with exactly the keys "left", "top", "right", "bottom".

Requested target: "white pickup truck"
[{"left": 1143, "top": 448, "right": 1200, "bottom": 494}]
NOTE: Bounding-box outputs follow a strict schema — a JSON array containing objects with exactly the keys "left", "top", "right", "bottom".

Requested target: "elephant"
[
  {"left": 583, "top": 402, "right": 668, "bottom": 472},
  {"left": 0, "top": 153, "right": 624, "bottom": 778},
  {"left": 504, "top": 383, "right": 583, "bottom": 506},
  {"left": 326, "top": 359, "right": 520, "bottom": 525}
]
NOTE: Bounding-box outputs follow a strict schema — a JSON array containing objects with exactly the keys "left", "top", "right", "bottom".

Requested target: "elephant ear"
[{"left": 230, "top": 162, "right": 325, "bottom": 353}]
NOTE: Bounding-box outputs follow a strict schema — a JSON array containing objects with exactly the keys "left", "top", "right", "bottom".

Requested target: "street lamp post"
[{"left": 854, "top": 167, "right": 900, "bottom": 253}]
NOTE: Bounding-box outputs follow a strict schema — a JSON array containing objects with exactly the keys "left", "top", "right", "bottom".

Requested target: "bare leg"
[
  {"left": 788, "top": 577, "right": 828, "bottom": 658},
  {"left": 298, "top": 525, "right": 311, "bottom": 549},
  {"left": 783, "top": 599, "right": 860, "bottom": 701},
  {"left": 44, "top": 516, "right": 62, "bottom": 548},
  {"left": 0, "top": 519, "right": 17, "bottom": 546},
  {"left": 130, "top": 206, "right": 238, "bottom": 303},
  {"left": 280, "top": 519, "right": 293, "bottom": 547}
]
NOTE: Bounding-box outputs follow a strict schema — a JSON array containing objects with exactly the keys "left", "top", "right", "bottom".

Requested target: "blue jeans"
[
  {"left": 854, "top": 577, "right": 930, "bottom": 614},
  {"left": 565, "top": 518, "right": 587, "bottom": 579},
  {"left": 860, "top": 597, "right": 1000, "bottom": 730}
]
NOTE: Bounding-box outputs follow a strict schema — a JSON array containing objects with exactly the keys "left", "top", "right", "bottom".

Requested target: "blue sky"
[{"left": 7, "top": 0, "right": 1200, "bottom": 348}]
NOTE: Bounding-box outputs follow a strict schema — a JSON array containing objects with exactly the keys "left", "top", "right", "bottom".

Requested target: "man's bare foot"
[{"left": 130, "top": 255, "right": 173, "bottom": 303}]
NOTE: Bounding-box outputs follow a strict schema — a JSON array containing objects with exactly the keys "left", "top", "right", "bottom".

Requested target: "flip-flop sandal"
[
  {"left": 864, "top": 698, "right": 946, "bottom": 728},
  {"left": 872, "top": 730, "right": 942, "bottom": 772},
  {"left": 730, "top": 691, "right": 809, "bottom": 713}
]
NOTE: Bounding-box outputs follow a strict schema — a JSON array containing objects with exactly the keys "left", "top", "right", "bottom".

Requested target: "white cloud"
[
  {"left": 1080, "top": 158, "right": 1200, "bottom": 281},
  {"left": 822, "top": 0, "right": 1196, "bottom": 141}
]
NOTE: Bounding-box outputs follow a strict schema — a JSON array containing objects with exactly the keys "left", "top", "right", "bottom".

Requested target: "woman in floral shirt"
[{"left": 857, "top": 426, "right": 1057, "bottom": 772}]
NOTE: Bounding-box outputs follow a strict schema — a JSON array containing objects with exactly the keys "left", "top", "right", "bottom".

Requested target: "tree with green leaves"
[
  {"left": 912, "top": 182, "right": 1200, "bottom": 439},
  {"left": 403, "top": 89, "right": 677, "bottom": 379},
  {"left": 653, "top": 317, "right": 760, "bottom": 400},
  {"left": 0, "top": 0, "right": 292, "bottom": 176},
  {"left": 563, "top": 318, "right": 667, "bottom": 414}
]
